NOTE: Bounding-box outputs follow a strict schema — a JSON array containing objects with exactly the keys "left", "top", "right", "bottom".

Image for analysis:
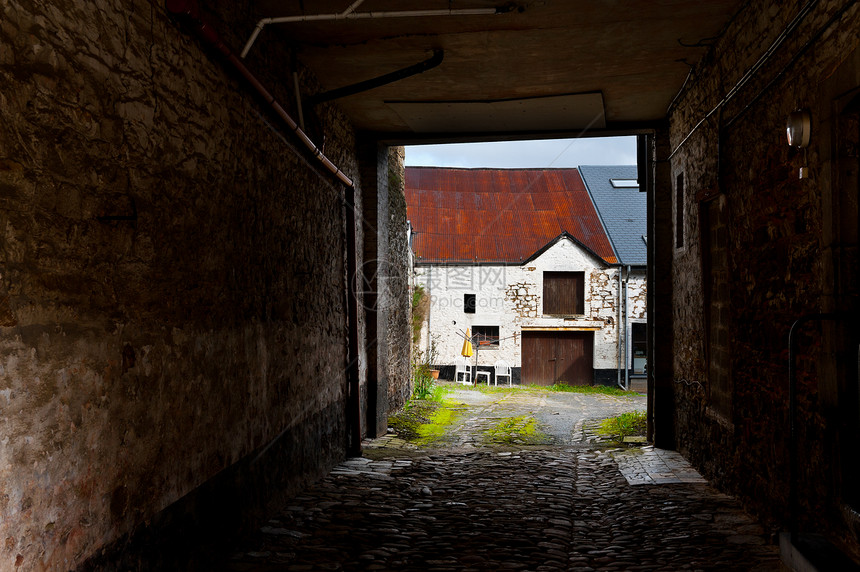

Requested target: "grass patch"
[
  {"left": 387, "top": 400, "right": 438, "bottom": 441},
  {"left": 387, "top": 390, "right": 465, "bottom": 446},
  {"left": 545, "top": 384, "right": 640, "bottom": 396},
  {"left": 598, "top": 410, "right": 647, "bottom": 440},
  {"left": 453, "top": 382, "right": 639, "bottom": 397},
  {"left": 482, "top": 415, "right": 551, "bottom": 446},
  {"left": 428, "top": 384, "right": 451, "bottom": 402},
  {"left": 416, "top": 406, "right": 461, "bottom": 444}
]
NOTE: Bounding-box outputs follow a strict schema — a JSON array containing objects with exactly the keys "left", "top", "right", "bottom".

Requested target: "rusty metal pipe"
[
  {"left": 165, "top": 0, "right": 354, "bottom": 188},
  {"left": 166, "top": 0, "right": 362, "bottom": 454}
]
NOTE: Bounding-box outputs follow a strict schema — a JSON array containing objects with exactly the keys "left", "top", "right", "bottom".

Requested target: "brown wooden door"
[{"left": 522, "top": 331, "right": 593, "bottom": 386}]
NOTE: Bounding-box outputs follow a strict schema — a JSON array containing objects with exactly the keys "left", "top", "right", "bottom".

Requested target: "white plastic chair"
[
  {"left": 455, "top": 356, "right": 472, "bottom": 384},
  {"left": 494, "top": 359, "right": 512, "bottom": 386}
]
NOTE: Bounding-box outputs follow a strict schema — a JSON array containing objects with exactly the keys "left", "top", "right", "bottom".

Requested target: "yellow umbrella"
[{"left": 461, "top": 328, "right": 474, "bottom": 357}]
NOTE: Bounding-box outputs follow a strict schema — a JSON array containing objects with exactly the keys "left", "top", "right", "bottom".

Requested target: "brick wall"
[
  {"left": 667, "top": 0, "right": 860, "bottom": 545},
  {"left": 0, "top": 0, "right": 377, "bottom": 567}
]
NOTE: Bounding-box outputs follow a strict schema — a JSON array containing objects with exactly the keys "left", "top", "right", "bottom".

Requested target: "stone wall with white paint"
[{"left": 414, "top": 237, "right": 647, "bottom": 381}]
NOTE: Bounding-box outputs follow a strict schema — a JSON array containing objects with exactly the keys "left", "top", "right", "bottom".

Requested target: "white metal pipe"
[
  {"left": 342, "top": 0, "right": 367, "bottom": 16},
  {"left": 271, "top": 8, "right": 497, "bottom": 23},
  {"left": 617, "top": 268, "right": 623, "bottom": 389},
  {"left": 241, "top": 5, "right": 499, "bottom": 58},
  {"left": 624, "top": 265, "right": 631, "bottom": 390},
  {"left": 426, "top": 266, "right": 432, "bottom": 359}
]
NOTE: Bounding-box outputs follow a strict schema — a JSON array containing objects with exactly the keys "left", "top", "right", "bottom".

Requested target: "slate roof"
[
  {"left": 405, "top": 167, "right": 617, "bottom": 265},
  {"left": 579, "top": 165, "right": 646, "bottom": 266}
]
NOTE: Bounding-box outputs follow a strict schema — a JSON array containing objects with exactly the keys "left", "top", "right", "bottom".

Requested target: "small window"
[
  {"left": 472, "top": 325, "right": 499, "bottom": 347},
  {"left": 610, "top": 179, "right": 639, "bottom": 188},
  {"left": 543, "top": 271, "right": 584, "bottom": 315},
  {"left": 464, "top": 293, "right": 476, "bottom": 314}
]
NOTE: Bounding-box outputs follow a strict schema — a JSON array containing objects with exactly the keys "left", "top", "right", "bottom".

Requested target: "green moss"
[
  {"left": 482, "top": 415, "right": 550, "bottom": 446},
  {"left": 387, "top": 395, "right": 466, "bottom": 446},
  {"left": 387, "top": 400, "right": 438, "bottom": 441},
  {"left": 416, "top": 406, "right": 460, "bottom": 443}
]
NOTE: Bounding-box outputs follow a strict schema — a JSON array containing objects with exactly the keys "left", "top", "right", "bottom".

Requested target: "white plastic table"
[{"left": 475, "top": 370, "right": 491, "bottom": 385}]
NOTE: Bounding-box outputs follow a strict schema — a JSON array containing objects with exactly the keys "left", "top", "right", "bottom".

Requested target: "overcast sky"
[{"left": 404, "top": 136, "right": 636, "bottom": 169}]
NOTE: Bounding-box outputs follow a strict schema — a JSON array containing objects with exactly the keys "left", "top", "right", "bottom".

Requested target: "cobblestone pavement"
[{"left": 222, "top": 388, "right": 781, "bottom": 571}]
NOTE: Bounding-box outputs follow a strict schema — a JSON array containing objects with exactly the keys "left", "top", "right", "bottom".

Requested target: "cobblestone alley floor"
[{"left": 222, "top": 385, "right": 782, "bottom": 571}]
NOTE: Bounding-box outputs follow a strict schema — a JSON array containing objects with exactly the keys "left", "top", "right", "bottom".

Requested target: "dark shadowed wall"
[
  {"left": 666, "top": 0, "right": 860, "bottom": 550},
  {"left": 0, "top": 1, "right": 409, "bottom": 568}
]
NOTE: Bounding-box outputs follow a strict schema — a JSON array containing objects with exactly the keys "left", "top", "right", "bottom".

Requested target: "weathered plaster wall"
[
  {"left": 667, "top": 0, "right": 860, "bottom": 544},
  {"left": 0, "top": 0, "right": 364, "bottom": 568},
  {"left": 415, "top": 238, "right": 646, "bottom": 381}
]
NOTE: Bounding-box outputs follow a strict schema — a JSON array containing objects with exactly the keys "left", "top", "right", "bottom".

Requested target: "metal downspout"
[
  {"left": 618, "top": 267, "right": 623, "bottom": 389},
  {"left": 165, "top": 0, "right": 363, "bottom": 455},
  {"left": 624, "top": 265, "right": 631, "bottom": 390},
  {"left": 307, "top": 50, "right": 444, "bottom": 106},
  {"left": 426, "top": 266, "right": 432, "bottom": 359}
]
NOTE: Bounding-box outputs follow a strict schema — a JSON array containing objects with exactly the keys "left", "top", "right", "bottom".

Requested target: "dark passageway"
[{"left": 1, "top": 1, "right": 859, "bottom": 570}]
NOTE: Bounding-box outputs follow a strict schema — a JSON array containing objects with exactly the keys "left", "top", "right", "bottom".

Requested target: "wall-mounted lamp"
[{"left": 786, "top": 109, "right": 811, "bottom": 148}]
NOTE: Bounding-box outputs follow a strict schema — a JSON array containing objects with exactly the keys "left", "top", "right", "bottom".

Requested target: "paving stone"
[{"left": 220, "top": 387, "right": 780, "bottom": 571}]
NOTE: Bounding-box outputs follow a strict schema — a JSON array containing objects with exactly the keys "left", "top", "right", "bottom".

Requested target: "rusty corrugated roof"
[{"left": 406, "top": 167, "right": 617, "bottom": 265}]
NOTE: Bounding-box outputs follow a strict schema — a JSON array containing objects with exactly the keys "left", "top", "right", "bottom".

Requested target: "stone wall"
[
  {"left": 0, "top": 0, "right": 369, "bottom": 568},
  {"left": 667, "top": 0, "right": 860, "bottom": 546},
  {"left": 358, "top": 144, "right": 412, "bottom": 436},
  {"left": 384, "top": 147, "right": 412, "bottom": 412}
]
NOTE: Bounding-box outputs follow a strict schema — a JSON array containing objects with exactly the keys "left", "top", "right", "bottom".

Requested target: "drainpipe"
[
  {"left": 426, "top": 266, "right": 432, "bottom": 359},
  {"left": 165, "top": 0, "right": 362, "bottom": 455},
  {"left": 307, "top": 50, "right": 444, "bottom": 106},
  {"left": 165, "top": 0, "right": 353, "bottom": 188},
  {"left": 617, "top": 267, "right": 623, "bottom": 389},
  {"left": 624, "top": 265, "right": 631, "bottom": 390}
]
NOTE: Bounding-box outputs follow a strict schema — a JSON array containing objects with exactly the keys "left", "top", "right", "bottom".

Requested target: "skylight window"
[{"left": 610, "top": 179, "right": 639, "bottom": 188}]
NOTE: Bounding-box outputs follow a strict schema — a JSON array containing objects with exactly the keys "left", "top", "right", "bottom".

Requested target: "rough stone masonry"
[
  {"left": 665, "top": 0, "right": 860, "bottom": 554},
  {"left": 0, "top": 1, "right": 411, "bottom": 569}
]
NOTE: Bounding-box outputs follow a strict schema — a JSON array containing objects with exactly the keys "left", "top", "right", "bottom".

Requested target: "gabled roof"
[
  {"left": 522, "top": 231, "right": 612, "bottom": 266},
  {"left": 579, "top": 165, "right": 646, "bottom": 266},
  {"left": 405, "top": 167, "right": 617, "bottom": 265}
]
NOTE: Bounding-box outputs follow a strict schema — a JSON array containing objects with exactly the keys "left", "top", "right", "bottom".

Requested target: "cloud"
[{"left": 405, "top": 136, "right": 637, "bottom": 168}]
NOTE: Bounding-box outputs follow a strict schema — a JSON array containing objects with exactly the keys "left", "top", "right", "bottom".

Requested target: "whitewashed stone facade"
[{"left": 415, "top": 235, "right": 646, "bottom": 384}]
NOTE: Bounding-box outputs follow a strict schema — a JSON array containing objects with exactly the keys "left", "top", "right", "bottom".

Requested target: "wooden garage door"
[{"left": 522, "top": 331, "right": 593, "bottom": 386}]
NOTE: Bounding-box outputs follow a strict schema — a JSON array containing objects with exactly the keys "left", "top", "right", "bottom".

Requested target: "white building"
[{"left": 406, "top": 166, "right": 646, "bottom": 388}]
